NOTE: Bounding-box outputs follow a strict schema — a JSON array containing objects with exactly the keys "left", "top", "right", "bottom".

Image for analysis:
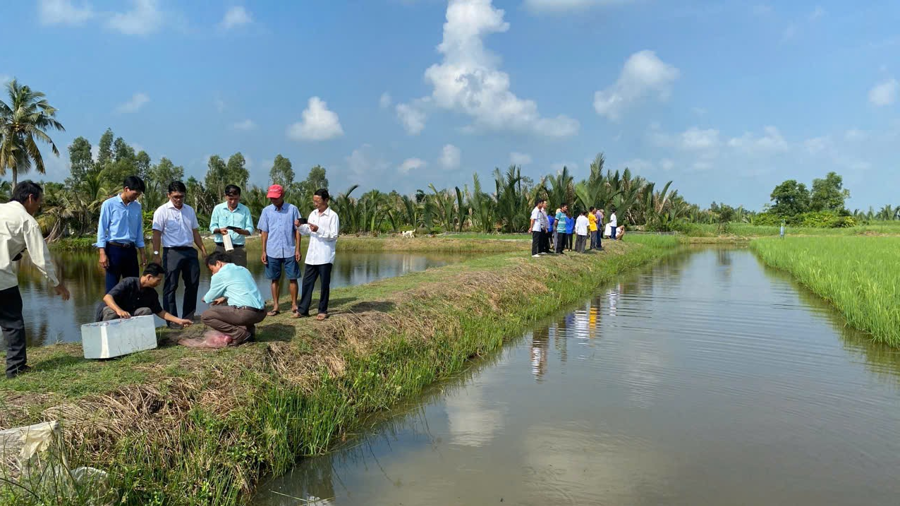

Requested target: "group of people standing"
[
  {"left": 530, "top": 200, "right": 622, "bottom": 257},
  {"left": 0, "top": 176, "right": 339, "bottom": 379}
]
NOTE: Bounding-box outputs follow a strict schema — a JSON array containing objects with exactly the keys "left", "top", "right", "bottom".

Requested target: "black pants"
[
  {"left": 568, "top": 233, "right": 573, "bottom": 250},
  {"left": 556, "top": 232, "right": 566, "bottom": 253},
  {"left": 298, "top": 263, "right": 333, "bottom": 315},
  {"left": 0, "top": 286, "right": 26, "bottom": 378},
  {"left": 532, "top": 231, "right": 542, "bottom": 255},
  {"left": 163, "top": 247, "right": 200, "bottom": 319},
  {"left": 105, "top": 244, "right": 139, "bottom": 294}
]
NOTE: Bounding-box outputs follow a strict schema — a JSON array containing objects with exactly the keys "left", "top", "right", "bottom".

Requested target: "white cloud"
[
  {"left": 869, "top": 78, "right": 898, "bottom": 107},
  {"left": 728, "top": 126, "right": 789, "bottom": 154},
  {"left": 440, "top": 144, "right": 461, "bottom": 169},
  {"left": 107, "top": 0, "right": 164, "bottom": 36},
  {"left": 804, "top": 136, "right": 829, "bottom": 154},
  {"left": 396, "top": 101, "right": 428, "bottom": 135},
  {"left": 346, "top": 144, "right": 390, "bottom": 176},
  {"left": 220, "top": 6, "right": 252, "bottom": 29},
  {"left": 379, "top": 92, "right": 392, "bottom": 109},
  {"left": 524, "top": 0, "right": 632, "bottom": 14},
  {"left": 398, "top": 158, "right": 427, "bottom": 174},
  {"left": 622, "top": 158, "right": 654, "bottom": 172},
  {"left": 115, "top": 92, "right": 150, "bottom": 114},
  {"left": 287, "top": 97, "right": 344, "bottom": 141},
  {"left": 510, "top": 152, "right": 532, "bottom": 165},
  {"left": 231, "top": 119, "right": 257, "bottom": 131},
  {"left": 809, "top": 5, "right": 825, "bottom": 21},
  {"left": 844, "top": 128, "right": 867, "bottom": 142},
  {"left": 38, "top": 0, "right": 94, "bottom": 25},
  {"left": 406, "top": 0, "right": 578, "bottom": 138},
  {"left": 593, "top": 50, "right": 680, "bottom": 121},
  {"left": 0, "top": 75, "right": 10, "bottom": 85},
  {"left": 680, "top": 127, "right": 720, "bottom": 150},
  {"left": 660, "top": 158, "right": 674, "bottom": 171}
]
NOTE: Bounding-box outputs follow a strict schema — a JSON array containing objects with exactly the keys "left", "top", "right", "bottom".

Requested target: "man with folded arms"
[
  {"left": 201, "top": 252, "right": 266, "bottom": 345},
  {"left": 96, "top": 262, "right": 192, "bottom": 328},
  {"left": 96, "top": 175, "right": 146, "bottom": 293}
]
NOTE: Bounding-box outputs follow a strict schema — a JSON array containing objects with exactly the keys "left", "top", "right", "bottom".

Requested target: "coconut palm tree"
[{"left": 0, "top": 80, "right": 65, "bottom": 189}]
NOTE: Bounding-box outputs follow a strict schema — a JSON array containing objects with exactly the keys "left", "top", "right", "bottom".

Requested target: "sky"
[{"left": 1, "top": 0, "right": 898, "bottom": 210}]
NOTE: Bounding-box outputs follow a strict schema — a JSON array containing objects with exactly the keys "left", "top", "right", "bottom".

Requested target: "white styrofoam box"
[{"left": 81, "top": 315, "right": 158, "bottom": 359}]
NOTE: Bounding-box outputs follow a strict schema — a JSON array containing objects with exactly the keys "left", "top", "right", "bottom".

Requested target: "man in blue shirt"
[
  {"left": 209, "top": 185, "right": 254, "bottom": 267},
  {"left": 257, "top": 184, "right": 301, "bottom": 316},
  {"left": 96, "top": 176, "right": 146, "bottom": 294},
  {"left": 201, "top": 252, "right": 266, "bottom": 345}
]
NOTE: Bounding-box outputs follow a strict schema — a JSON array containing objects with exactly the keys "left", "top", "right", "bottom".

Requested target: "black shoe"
[{"left": 6, "top": 365, "right": 32, "bottom": 379}]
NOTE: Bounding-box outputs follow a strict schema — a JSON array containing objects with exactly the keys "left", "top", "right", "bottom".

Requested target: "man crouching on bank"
[{"left": 201, "top": 252, "right": 266, "bottom": 345}]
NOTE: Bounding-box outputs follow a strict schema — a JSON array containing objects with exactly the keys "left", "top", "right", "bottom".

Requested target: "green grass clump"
[{"left": 751, "top": 236, "right": 900, "bottom": 347}]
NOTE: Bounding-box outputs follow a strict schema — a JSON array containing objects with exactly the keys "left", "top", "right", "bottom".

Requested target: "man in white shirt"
[
  {"left": 609, "top": 208, "right": 618, "bottom": 240},
  {"left": 0, "top": 181, "right": 71, "bottom": 378},
  {"left": 296, "top": 189, "right": 340, "bottom": 320},
  {"left": 529, "top": 199, "right": 546, "bottom": 258},
  {"left": 151, "top": 181, "right": 208, "bottom": 326},
  {"left": 574, "top": 210, "right": 590, "bottom": 253}
]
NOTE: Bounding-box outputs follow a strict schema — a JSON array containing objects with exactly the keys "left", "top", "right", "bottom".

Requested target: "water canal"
[{"left": 254, "top": 248, "right": 900, "bottom": 506}]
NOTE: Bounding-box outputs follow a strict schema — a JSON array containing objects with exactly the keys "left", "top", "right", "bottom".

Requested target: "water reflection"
[
  {"left": 255, "top": 249, "right": 900, "bottom": 506},
  {"left": 5, "top": 248, "right": 469, "bottom": 349}
]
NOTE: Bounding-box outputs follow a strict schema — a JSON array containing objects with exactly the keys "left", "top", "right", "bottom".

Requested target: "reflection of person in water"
[
  {"left": 608, "top": 284, "right": 620, "bottom": 317},
  {"left": 530, "top": 329, "right": 550, "bottom": 381}
]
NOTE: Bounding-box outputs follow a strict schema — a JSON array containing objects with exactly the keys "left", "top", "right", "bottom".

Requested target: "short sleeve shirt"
[
  {"left": 152, "top": 201, "right": 200, "bottom": 247},
  {"left": 530, "top": 207, "right": 542, "bottom": 232},
  {"left": 95, "top": 277, "right": 162, "bottom": 321},
  {"left": 257, "top": 203, "right": 301, "bottom": 259}
]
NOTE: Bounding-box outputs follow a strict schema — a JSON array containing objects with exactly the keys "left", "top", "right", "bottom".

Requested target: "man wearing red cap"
[{"left": 257, "top": 184, "right": 302, "bottom": 316}]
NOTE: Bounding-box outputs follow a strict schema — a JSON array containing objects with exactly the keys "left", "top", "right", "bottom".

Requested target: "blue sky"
[{"left": 1, "top": 0, "right": 898, "bottom": 210}]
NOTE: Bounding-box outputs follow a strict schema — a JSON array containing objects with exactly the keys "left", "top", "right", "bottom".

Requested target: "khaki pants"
[
  {"left": 201, "top": 305, "right": 266, "bottom": 345},
  {"left": 100, "top": 307, "right": 154, "bottom": 321}
]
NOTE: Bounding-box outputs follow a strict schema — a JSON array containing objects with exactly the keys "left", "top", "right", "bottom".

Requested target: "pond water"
[
  {"left": 7, "top": 247, "right": 468, "bottom": 348},
  {"left": 254, "top": 249, "right": 900, "bottom": 506}
]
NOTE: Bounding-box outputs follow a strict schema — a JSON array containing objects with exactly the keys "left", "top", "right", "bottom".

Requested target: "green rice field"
[{"left": 752, "top": 236, "right": 900, "bottom": 347}]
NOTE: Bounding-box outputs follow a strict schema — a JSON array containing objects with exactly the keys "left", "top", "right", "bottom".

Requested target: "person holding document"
[
  {"left": 296, "top": 189, "right": 340, "bottom": 320},
  {"left": 209, "top": 185, "right": 254, "bottom": 267}
]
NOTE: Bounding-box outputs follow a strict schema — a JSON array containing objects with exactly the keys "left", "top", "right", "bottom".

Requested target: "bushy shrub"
[{"left": 754, "top": 211, "right": 855, "bottom": 228}]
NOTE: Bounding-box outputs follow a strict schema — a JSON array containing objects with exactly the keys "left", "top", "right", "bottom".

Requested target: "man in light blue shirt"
[
  {"left": 257, "top": 184, "right": 302, "bottom": 316},
  {"left": 96, "top": 176, "right": 146, "bottom": 293},
  {"left": 209, "top": 185, "right": 254, "bottom": 267},
  {"left": 201, "top": 252, "right": 266, "bottom": 345}
]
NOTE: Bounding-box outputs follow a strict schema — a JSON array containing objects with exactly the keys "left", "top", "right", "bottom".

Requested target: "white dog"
[{"left": 401, "top": 230, "right": 415, "bottom": 238}]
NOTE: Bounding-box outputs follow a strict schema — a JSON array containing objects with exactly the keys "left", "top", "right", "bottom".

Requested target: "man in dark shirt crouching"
[{"left": 96, "top": 262, "right": 193, "bottom": 328}]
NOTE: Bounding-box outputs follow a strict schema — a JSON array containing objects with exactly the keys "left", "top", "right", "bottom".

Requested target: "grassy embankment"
[
  {"left": 1, "top": 235, "right": 679, "bottom": 505},
  {"left": 752, "top": 236, "right": 900, "bottom": 348}
]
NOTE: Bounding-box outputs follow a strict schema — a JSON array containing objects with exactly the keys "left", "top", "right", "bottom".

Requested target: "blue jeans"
[
  {"left": 611, "top": 226, "right": 617, "bottom": 240},
  {"left": 265, "top": 256, "right": 301, "bottom": 280}
]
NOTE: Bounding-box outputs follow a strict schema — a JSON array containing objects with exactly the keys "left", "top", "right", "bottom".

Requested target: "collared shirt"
[
  {"left": 152, "top": 201, "right": 200, "bottom": 248},
  {"left": 300, "top": 207, "right": 340, "bottom": 265},
  {"left": 96, "top": 195, "right": 145, "bottom": 248},
  {"left": 209, "top": 202, "right": 254, "bottom": 246},
  {"left": 588, "top": 213, "right": 598, "bottom": 232},
  {"left": 202, "top": 263, "right": 264, "bottom": 309},
  {"left": 555, "top": 211, "right": 567, "bottom": 233},
  {"left": 530, "top": 207, "right": 543, "bottom": 232},
  {"left": 95, "top": 277, "right": 162, "bottom": 321},
  {"left": 575, "top": 215, "right": 589, "bottom": 236},
  {"left": 0, "top": 201, "right": 60, "bottom": 291},
  {"left": 609, "top": 213, "right": 617, "bottom": 227},
  {"left": 257, "top": 203, "right": 300, "bottom": 259}
]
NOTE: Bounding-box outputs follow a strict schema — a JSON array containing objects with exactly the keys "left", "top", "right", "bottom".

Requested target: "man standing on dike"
[
  {"left": 96, "top": 262, "right": 193, "bottom": 328},
  {"left": 555, "top": 204, "right": 568, "bottom": 254},
  {"left": 201, "top": 252, "right": 266, "bottom": 345},
  {"left": 209, "top": 184, "right": 254, "bottom": 267},
  {"left": 297, "top": 189, "right": 340, "bottom": 320},
  {"left": 96, "top": 175, "right": 146, "bottom": 293},
  {"left": 151, "top": 181, "right": 208, "bottom": 327},
  {"left": 529, "top": 198, "right": 546, "bottom": 258},
  {"left": 0, "top": 181, "right": 71, "bottom": 379},
  {"left": 257, "top": 184, "right": 301, "bottom": 316}
]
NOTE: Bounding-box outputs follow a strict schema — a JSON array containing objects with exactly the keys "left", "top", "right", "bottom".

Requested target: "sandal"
[
  {"left": 293, "top": 311, "right": 310, "bottom": 318},
  {"left": 316, "top": 313, "right": 329, "bottom": 321},
  {"left": 267, "top": 309, "right": 280, "bottom": 317}
]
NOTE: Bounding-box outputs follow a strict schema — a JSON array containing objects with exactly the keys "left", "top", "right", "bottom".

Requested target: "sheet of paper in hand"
[{"left": 81, "top": 315, "right": 157, "bottom": 359}]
